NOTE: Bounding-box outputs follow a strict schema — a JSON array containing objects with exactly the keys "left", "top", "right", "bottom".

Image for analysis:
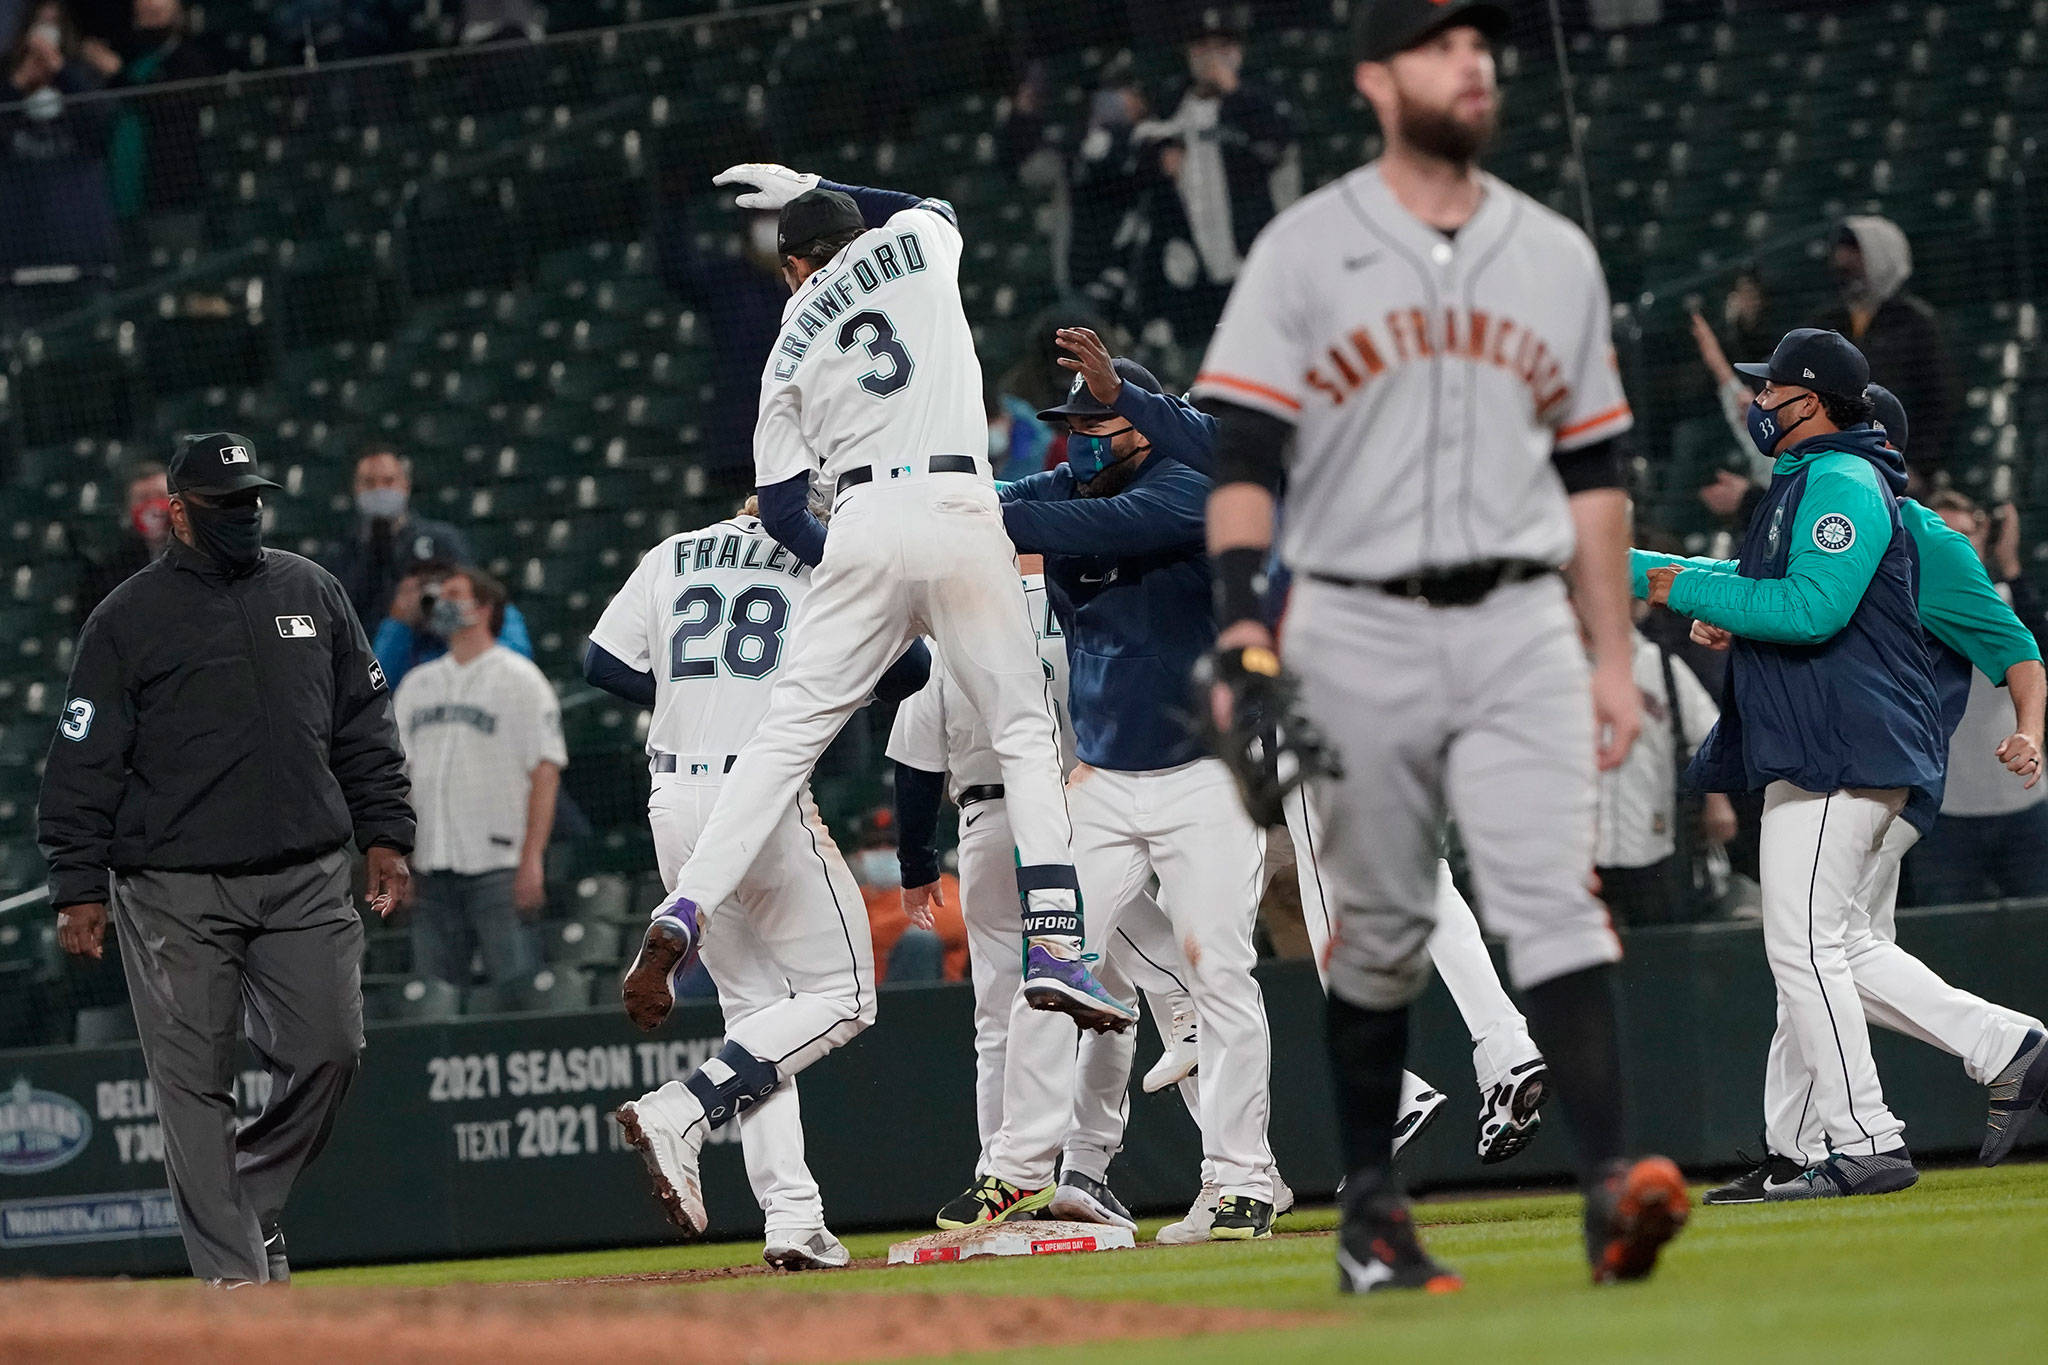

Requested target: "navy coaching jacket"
[
  {"left": 999, "top": 454, "right": 1214, "bottom": 772},
  {"left": 1684, "top": 428, "right": 1945, "bottom": 813}
]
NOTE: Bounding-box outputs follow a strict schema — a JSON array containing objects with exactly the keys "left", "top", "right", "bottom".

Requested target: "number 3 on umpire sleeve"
[
  {"left": 837, "top": 310, "right": 914, "bottom": 398},
  {"left": 60, "top": 698, "right": 95, "bottom": 741}
]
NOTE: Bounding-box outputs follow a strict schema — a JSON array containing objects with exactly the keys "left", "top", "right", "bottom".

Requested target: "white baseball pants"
[
  {"left": 1765, "top": 814, "right": 2041, "bottom": 1163},
  {"left": 672, "top": 474, "right": 1077, "bottom": 929},
  {"left": 1286, "top": 785, "right": 1541, "bottom": 1094},
  {"left": 651, "top": 773, "right": 876, "bottom": 1238},
  {"left": 1063, "top": 758, "right": 1275, "bottom": 1201},
  {"left": 1758, "top": 782, "right": 1908, "bottom": 1158}
]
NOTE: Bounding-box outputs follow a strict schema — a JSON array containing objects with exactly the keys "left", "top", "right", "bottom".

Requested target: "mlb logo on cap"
[
  {"left": 169, "top": 431, "right": 282, "bottom": 496},
  {"left": 276, "top": 616, "right": 317, "bottom": 638},
  {"left": 221, "top": 445, "right": 250, "bottom": 464}
]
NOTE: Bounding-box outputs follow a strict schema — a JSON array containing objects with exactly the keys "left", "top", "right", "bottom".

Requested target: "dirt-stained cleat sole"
[
  {"left": 763, "top": 1230, "right": 849, "bottom": 1271},
  {"left": 621, "top": 911, "right": 697, "bottom": 1032},
  {"left": 1592, "top": 1156, "right": 1689, "bottom": 1284},
  {"left": 615, "top": 1101, "right": 706, "bottom": 1239}
]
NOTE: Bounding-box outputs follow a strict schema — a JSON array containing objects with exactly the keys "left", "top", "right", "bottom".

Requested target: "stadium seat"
[{"left": 367, "top": 977, "right": 463, "bottom": 1023}]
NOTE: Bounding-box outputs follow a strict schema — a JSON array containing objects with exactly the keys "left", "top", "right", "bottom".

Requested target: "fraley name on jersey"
[
  {"left": 671, "top": 528, "right": 806, "bottom": 580},
  {"left": 770, "top": 228, "right": 933, "bottom": 381}
]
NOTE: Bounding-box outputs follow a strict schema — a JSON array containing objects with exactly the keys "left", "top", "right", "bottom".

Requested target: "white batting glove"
[{"left": 712, "top": 163, "right": 820, "bottom": 211}]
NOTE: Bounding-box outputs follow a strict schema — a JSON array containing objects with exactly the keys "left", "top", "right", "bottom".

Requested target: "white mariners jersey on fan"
[
  {"left": 886, "top": 576, "right": 1071, "bottom": 796},
  {"left": 753, "top": 200, "right": 990, "bottom": 488},
  {"left": 588, "top": 515, "right": 811, "bottom": 758},
  {"left": 1192, "top": 164, "right": 1632, "bottom": 581}
]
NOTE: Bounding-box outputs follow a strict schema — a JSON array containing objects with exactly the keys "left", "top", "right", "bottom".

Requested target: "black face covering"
[{"left": 185, "top": 496, "right": 265, "bottom": 573}]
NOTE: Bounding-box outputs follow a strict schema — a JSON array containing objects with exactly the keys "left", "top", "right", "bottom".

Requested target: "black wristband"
[{"left": 1213, "top": 546, "right": 1270, "bottom": 630}]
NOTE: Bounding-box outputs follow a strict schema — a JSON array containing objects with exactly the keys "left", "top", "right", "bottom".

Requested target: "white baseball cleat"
[
  {"left": 764, "top": 1228, "right": 851, "bottom": 1271},
  {"left": 616, "top": 1090, "right": 708, "bottom": 1239},
  {"left": 1392, "top": 1083, "right": 1448, "bottom": 1159},
  {"left": 1156, "top": 1183, "right": 1220, "bottom": 1244},
  {"left": 1476, "top": 1058, "right": 1550, "bottom": 1165},
  {"left": 1142, "top": 1004, "right": 1201, "bottom": 1093},
  {"left": 1271, "top": 1171, "right": 1295, "bottom": 1218}
]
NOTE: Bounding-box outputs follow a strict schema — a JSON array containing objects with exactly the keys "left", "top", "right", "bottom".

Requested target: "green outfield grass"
[{"left": 303, "top": 1163, "right": 2048, "bottom": 1363}]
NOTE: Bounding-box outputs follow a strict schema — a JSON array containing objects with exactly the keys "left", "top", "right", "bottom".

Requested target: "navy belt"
[
  {"left": 651, "top": 752, "right": 737, "bottom": 775},
  {"left": 836, "top": 453, "right": 979, "bottom": 497},
  {"left": 1310, "top": 559, "right": 1556, "bottom": 608},
  {"left": 956, "top": 783, "right": 1005, "bottom": 808}
]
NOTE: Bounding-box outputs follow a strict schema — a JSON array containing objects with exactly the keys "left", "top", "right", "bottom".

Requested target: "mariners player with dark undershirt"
[{"left": 1195, "top": 0, "right": 1685, "bottom": 1291}]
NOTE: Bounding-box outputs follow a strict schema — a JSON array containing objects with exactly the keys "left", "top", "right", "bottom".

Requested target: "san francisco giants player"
[
  {"left": 587, "top": 506, "right": 878, "bottom": 1268},
  {"left": 1196, "top": 0, "right": 1685, "bottom": 1289}
]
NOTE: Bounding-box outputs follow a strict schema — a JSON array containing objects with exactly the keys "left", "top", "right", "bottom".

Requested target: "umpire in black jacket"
[{"left": 38, "top": 433, "right": 414, "bottom": 1286}]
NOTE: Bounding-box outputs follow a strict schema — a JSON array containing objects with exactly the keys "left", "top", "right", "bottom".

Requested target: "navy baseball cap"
[
  {"left": 168, "top": 432, "right": 281, "bottom": 496},
  {"left": 1732, "top": 328, "right": 1871, "bottom": 401},
  {"left": 1867, "top": 383, "right": 1909, "bottom": 455},
  {"left": 1037, "top": 358, "right": 1165, "bottom": 423},
  {"left": 1352, "top": 0, "right": 1512, "bottom": 62},
  {"left": 778, "top": 187, "right": 864, "bottom": 258}
]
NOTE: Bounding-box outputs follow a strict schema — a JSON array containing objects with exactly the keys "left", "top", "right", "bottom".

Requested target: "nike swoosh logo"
[
  {"left": 963, "top": 811, "right": 984, "bottom": 828},
  {"left": 1078, "top": 570, "right": 1117, "bottom": 585},
  {"left": 1343, "top": 252, "right": 1380, "bottom": 271}
]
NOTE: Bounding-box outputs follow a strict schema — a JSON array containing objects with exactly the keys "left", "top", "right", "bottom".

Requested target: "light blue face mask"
[{"left": 1066, "top": 424, "right": 1134, "bottom": 482}]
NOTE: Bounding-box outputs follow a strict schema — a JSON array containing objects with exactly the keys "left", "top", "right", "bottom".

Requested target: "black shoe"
[
  {"left": 1702, "top": 1150, "right": 1805, "bottom": 1205},
  {"left": 1334, "top": 1173, "right": 1461, "bottom": 1293},
  {"left": 262, "top": 1224, "right": 289, "bottom": 1284},
  {"left": 1208, "top": 1194, "right": 1274, "bottom": 1241},
  {"left": 1982, "top": 1028, "right": 2048, "bottom": 1166}
]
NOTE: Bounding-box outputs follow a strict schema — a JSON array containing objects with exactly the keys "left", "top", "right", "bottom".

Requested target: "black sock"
[
  {"left": 1521, "top": 962, "right": 1628, "bottom": 1185},
  {"left": 1325, "top": 994, "right": 1410, "bottom": 1184}
]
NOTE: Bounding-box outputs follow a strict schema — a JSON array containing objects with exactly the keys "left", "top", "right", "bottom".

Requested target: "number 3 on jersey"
[
  {"left": 838, "top": 310, "right": 913, "bottom": 398},
  {"left": 670, "top": 584, "right": 790, "bottom": 681}
]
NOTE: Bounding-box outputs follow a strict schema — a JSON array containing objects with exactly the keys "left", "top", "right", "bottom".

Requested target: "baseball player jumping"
[
  {"left": 586, "top": 501, "right": 928, "bottom": 1266},
  {"left": 1197, "top": 0, "right": 1686, "bottom": 1289}
]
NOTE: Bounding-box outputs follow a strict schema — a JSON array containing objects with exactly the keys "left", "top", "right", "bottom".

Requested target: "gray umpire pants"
[
  {"left": 1282, "top": 573, "right": 1621, "bottom": 1009},
  {"left": 112, "top": 847, "right": 365, "bottom": 1283}
]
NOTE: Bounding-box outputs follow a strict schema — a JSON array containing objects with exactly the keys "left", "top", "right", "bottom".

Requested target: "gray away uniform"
[{"left": 1192, "top": 164, "right": 1633, "bottom": 1007}]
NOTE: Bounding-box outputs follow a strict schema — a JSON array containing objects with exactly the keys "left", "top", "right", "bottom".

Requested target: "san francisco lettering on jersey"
[{"left": 1303, "top": 307, "right": 1572, "bottom": 419}]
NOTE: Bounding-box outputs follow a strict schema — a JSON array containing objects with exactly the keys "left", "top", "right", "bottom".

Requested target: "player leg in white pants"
[
  {"left": 629, "top": 775, "right": 874, "bottom": 1256},
  {"left": 1288, "top": 785, "right": 1546, "bottom": 1162},
  {"left": 637, "top": 478, "right": 1128, "bottom": 1031},
  {"left": 1754, "top": 783, "right": 1910, "bottom": 1182},
  {"left": 1068, "top": 759, "right": 1276, "bottom": 1218},
  {"left": 1763, "top": 816, "right": 2044, "bottom": 1168}
]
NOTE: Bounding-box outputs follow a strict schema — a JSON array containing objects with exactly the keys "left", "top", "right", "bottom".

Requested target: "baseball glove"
[
  {"left": 1188, "top": 645, "right": 1344, "bottom": 828},
  {"left": 712, "top": 163, "right": 820, "bottom": 210}
]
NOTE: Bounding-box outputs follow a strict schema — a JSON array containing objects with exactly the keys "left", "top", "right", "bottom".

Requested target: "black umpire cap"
[
  {"left": 1036, "top": 358, "right": 1166, "bottom": 424},
  {"left": 1733, "top": 328, "right": 1871, "bottom": 402},
  {"left": 1352, "top": 0, "right": 1512, "bottom": 62},
  {"left": 778, "top": 187, "right": 865, "bottom": 259},
  {"left": 1867, "top": 383, "right": 1909, "bottom": 455},
  {"left": 168, "top": 433, "right": 281, "bottom": 496}
]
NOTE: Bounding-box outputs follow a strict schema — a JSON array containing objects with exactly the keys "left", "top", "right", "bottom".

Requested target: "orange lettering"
[
  {"left": 1327, "top": 343, "right": 1362, "bottom": 390},
  {"left": 1349, "top": 328, "right": 1388, "bottom": 378},
  {"left": 1467, "top": 310, "right": 1489, "bottom": 359},
  {"left": 1491, "top": 317, "right": 1517, "bottom": 367},
  {"left": 1385, "top": 312, "right": 1411, "bottom": 363},
  {"left": 1409, "top": 308, "right": 1434, "bottom": 358},
  {"left": 1305, "top": 367, "right": 1348, "bottom": 406}
]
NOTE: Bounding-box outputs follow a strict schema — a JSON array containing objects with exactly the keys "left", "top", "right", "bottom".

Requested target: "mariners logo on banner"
[{"left": 0, "top": 1078, "right": 92, "bottom": 1175}]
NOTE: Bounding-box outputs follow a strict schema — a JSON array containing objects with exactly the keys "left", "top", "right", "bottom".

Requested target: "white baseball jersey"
[
  {"left": 588, "top": 514, "right": 811, "bottom": 758},
  {"left": 394, "top": 645, "right": 567, "bottom": 874},
  {"left": 1192, "top": 164, "right": 1632, "bottom": 580},
  {"left": 754, "top": 200, "right": 988, "bottom": 487},
  {"left": 885, "top": 576, "right": 1070, "bottom": 794},
  {"left": 1594, "top": 633, "right": 1719, "bottom": 869}
]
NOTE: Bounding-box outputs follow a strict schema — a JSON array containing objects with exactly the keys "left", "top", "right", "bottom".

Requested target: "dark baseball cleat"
[
  {"left": 935, "top": 1175, "right": 1053, "bottom": 1230},
  {"left": 1049, "top": 1171, "right": 1137, "bottom": 1231},
  {"left": 1981, "top": 1028, "right": 2048, "bottom": 1166},
  {"left": 1587, "top": 1155, "right": 1689, "bottom": 1284},
  {"left": 1021, "top": 945, "right": 1138, "bottom": 1033},
  {"left": 1764, "top": 1147, "right": 1917, "bottom": 1202},
  {"left": 1335, "top": 1174, "right": 1462, "bottom": 1294},
  {"left": 1703, "top": 1150, "right": 1806, "bottom": 1205},
  {"left": 621, "top": 899, "right": 702, "bottom": 1032},
  {"left": 1209, "top": 1195, "right": 1275, "bottom": 1241},
  {"left": 1392, "top": 1082, "right": 1447, "bottom": 1159},
  {"left": 764, "top": 1229, "right": 850, "bottom": 1271},
  {"left": 262, "top": 1224, "right": 289, "bottom": 1284},
  {"left": 1476, "top": 1058, "right": 1549, "bottom": 1165}
]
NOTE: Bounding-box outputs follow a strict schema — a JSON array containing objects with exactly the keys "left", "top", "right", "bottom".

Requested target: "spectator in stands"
[
  {"left": 653, "top": 203, "right": 789, "bottom": 471},
  {"left": 323, "top": 446, "right": 474, "bottom": 625},
  {"left": 1125, "top": 13, "right": 1297, "bottom": 345},
  {"left": 1815, "top": 217, "right": 1954, "bottom": 485},
  {"left": 855, "top": 810, "right": 964, "bottom": 985},
  {"left": 1688, "top": 274, "right": 1781, "bottom": 533},
  {"left": 75, "top": 459, "right": 170, "bottom": 623},
  {"left": 1, "top": 2, "right": 117, "bottom": 312},
  {"left": 995, "top": 305, "right": 1121, "bottom": 477},
  {"left": 1064, "top": 63, "right": 1152, "bottom": 315},
  {"left": 89, "top": 0, "right": 218, "bottom": 240},
  {"left": 1907, "top": 494, "right": 2048, "bottom": 904},
  {"left": 1595, "top": 606, "right": 1738, "bottom": 925},
  {"left": 392, "top": 565, "right": 563, "bottom": 989},
  {"left": 374, "top": 557, "right": 532, "bottom": 690}
]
